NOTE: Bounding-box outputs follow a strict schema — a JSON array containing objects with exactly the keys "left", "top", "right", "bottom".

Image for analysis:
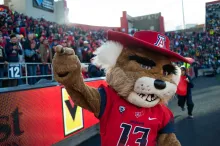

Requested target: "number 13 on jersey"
[
  {"left": 117, "top": 123, "right": 150, "bottom": 146},
  {"left": 8, "top": 64, "right": 22, "bottom": 78}
]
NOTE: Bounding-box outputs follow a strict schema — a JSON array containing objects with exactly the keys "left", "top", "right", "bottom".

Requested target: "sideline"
[{"left": 53, "top": 124, "right": 100, "bottom": 146}]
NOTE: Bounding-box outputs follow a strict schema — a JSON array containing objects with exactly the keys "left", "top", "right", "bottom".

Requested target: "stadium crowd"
[
  {"left": 166, "top": 2, "right": 220, "bottom": 70},
  {"left": 0, "top": 8, "right": 106, "bottom": 87},
  {"left": 0, "top": 2, "right": 219, "bottom": 88},
  {"left": 206, "top": 2, "right": 220, "bottom": 36},
  {"left": 166, "top": 31, "right": 220, "bottom": 67}
]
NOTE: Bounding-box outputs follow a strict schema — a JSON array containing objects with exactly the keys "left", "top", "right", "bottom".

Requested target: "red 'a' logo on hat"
[{"left": 154, "top": 34, "right": 166, "bottom": 48}]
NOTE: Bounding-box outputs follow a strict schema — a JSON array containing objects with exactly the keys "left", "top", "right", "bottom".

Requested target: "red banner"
[{"left": 0, "top": 80, "right": 106, "bottom": 146}]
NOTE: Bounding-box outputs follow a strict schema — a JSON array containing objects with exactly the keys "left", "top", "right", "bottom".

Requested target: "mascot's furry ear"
[
  {"left": 172, "top": 66, "right": 181, "bottom": 85},
  {"left": 92, "top": 41, "right": 123, "bottom": 69}
]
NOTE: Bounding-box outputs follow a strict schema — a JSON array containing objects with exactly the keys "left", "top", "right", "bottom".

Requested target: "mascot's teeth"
[
  {"left": 151, "top": 95, "right": 156, "bottom": 100},
  {"left": 137, "top": 93, "right": 158, "bottom": 102},
  {"left": 147, "top": 95, "right": 151, "bottom": 101},
  {"left": 138, "top": 93, "right": 145, "bottom": 98},
  {"left": 145, "top": 94, "right": 158, "bottom": 102}
]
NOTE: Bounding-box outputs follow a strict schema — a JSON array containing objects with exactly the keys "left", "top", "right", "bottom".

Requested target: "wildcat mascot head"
[{"left": 92, "top": 31, "right": 191, "bottom": 107}]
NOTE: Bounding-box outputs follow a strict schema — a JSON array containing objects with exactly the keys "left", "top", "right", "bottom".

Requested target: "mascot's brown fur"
[{"left": 52, "top": 31, "right": 191, "bottom": 146}]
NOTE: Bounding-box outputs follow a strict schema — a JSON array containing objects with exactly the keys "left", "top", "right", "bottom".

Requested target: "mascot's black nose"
[{"left": 154, "top": 79, "right": 166, "bottom": 90}]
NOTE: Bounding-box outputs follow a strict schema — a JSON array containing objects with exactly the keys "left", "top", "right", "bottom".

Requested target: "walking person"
[{"left": 176, "top": 66, "right": 194, "bottom": 119}]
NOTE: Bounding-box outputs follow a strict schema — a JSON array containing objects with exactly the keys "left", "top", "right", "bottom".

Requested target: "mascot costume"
[{"left": 52, "top": 31, "right": 192, "bottom": 146}]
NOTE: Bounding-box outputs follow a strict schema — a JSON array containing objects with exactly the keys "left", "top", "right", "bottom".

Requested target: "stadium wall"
[
  {"left": 26, "top": 0, "right": 56, "bottom": 22},
  {"left": 10, "top": 0, "right": 26, "bottom": 14},
  {"left": 55, "top": 0, "right": 68, "bottom": 24},
  {"left": 159, "top": 16, "right": 165, "bottom": 33},
  {"left": 121, "top": 11, "right": 129, "bottom": 33},
  {"left": 122, "top": 11, "right": 165, "bottom": 33}
]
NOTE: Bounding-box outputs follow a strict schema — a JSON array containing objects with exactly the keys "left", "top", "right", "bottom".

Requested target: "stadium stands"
[
  {"left": 206, "top": 1, "right": 220, "bottom": 36},
  {"left": 0, "top": 2, "right": 220, "bottom": 88},
  {"left": 0, "top": 6, "right": 107, "bottom": 87}
]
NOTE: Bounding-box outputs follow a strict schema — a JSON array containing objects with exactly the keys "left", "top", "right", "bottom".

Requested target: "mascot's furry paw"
[
  {"left": 158, "top": 133, "right": 181, "bottom": 146},
  {"left": 52, "top": 45, "right": 101, "bottom": 116},
  {"left": 52, "top": 45, "right": 81, "bottom": 85}
]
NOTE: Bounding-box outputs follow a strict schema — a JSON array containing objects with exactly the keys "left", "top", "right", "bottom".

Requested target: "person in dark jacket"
[
  {"left": 23, "top": 33, "right": 34, "bottom": 50},
  {"left": 87, "top": 63, "right": 105, "bottom": 78},
  {"left": 177, "top": 67, "right": 194, "bottom": 119},
  {"left": 39, "top": 38, "right": 51, "bottom": 80},
  {"left": 49, "top": 38, "right": 59, "bottom": 61},
  {"left": 5, "top": 34, "right": 22, "bottom": 62},
  {"left": 5, "top": 34, "right": 23, "bottom": 86},
  {"left": 24, "top": 41, "right": 38, "bottom": 85},
  {"left": 0, "top": 44, "right": 7, "bottom": 87},
  {"left": 193, "top": 63, "right": 199, "bottom": 78}
]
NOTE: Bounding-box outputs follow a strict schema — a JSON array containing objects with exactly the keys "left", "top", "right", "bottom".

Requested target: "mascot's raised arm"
[{"left": 52, "top": 31, "right": 192, "bottom": 146}]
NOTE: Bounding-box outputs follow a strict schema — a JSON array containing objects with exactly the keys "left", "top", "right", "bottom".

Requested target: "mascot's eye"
[
  {"left": 141, "top": 64, "right": 152, "bottom": 70},
  {"left": 129, "top": 55, "right": 156, "bottom": 69},
  {"left": 163, "top": 64, "right": 177, "bottom": 76}
]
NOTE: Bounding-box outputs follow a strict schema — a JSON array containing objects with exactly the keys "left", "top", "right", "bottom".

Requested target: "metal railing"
[
  {"left": 0, "top": 62, "right": 92, "bottom": 85},
  {"left": 0, "top": 62, "right": 54, "bottom": 85}
]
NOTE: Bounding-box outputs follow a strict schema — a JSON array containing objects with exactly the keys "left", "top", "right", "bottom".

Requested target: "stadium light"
[{"left": 181, "top": 0, "right": 186, "bottom": 30}]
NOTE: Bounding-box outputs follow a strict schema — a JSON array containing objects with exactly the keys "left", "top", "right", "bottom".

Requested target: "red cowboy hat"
[
  {"left": 107, "top": 30, "right": 192, "bottom": 64},
  {"left": 185, "top": 57, "right": 195, "bottom": 63}
]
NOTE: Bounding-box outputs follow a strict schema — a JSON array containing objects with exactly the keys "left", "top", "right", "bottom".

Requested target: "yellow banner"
[{"left": 62, "top": 88, "right": 84, "bottom": 136}]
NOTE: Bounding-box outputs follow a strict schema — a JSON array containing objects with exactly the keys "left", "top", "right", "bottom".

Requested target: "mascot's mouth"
[
  {"left": 57, "top": 72, "right": 69, "bottom": 77},
  {"left": 137, "top": 93, "right": 158, "bottom": 102}
]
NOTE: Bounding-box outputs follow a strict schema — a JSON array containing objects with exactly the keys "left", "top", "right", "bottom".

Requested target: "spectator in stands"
[
  {"left": 50, "top": 38, "right": 59, "bottom": 60},
  {"left": 16, "top": 34, "right": 25, "bottom": 64},
  {"left": 24, "top": 41, "right": 38, "bottom": 85},
  {"left": 5, "top": 34, "right": 22, "bottom": 62},
  {"left": 81, "top": 64, "right": 89, "bottom": 79},
  {"left": 83, "top": 41, "right": 92, "bottom": 63},
  {"left": 0, "top": 35, "right": 6, "bottom": 51},
  {"left": 61, "top": 40, "right": 67, "bottom": 47},
  {"left": 77, "top": 36, "right": 84, "bottom": 48},
  {"left": 39, "top": 38, "right": 51, "bottom": 79},
  {"left": 87, "top": 59, "right": 105, "bottom": 78},
  {"left": 0, "top": 14, "right": 6, "bottom": 29},
  {"left": 36, "top": 36, "right": 44, "bottom": 49},
  {"left": 0, "top": 35, "right": 7, "bottom": 87},
  {"left": 76, "top": 42, "right": 83, "bottom": 62},
  {"left": 5, "top": 34, "right": 23, "bottom": 86},
  {"left": 23, "top": 33, "right": 34, "bottom": 50},
  {"left": 67, "top": 40, "right": 73, "bottom": 48}
]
